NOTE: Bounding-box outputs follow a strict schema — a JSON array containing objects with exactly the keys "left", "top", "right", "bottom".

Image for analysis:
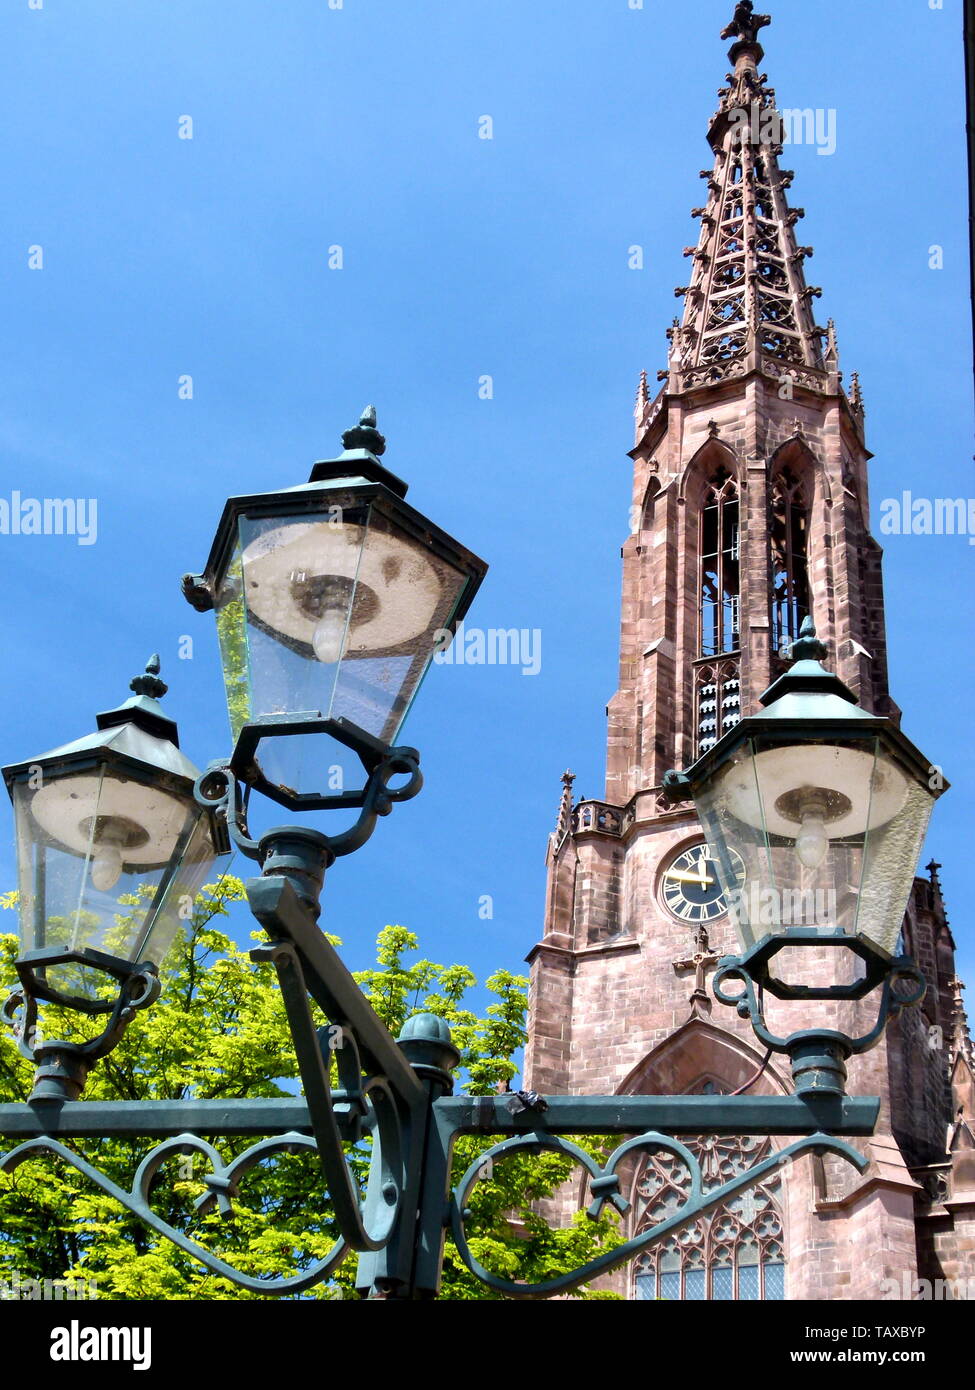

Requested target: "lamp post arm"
[
  {"left": 434, "top": 1091, "right": 880, "bottom": 1137},
  {"left": 250, "top": 938, "right": 404, "bottom": 1254},
  {"left": 246, "top": 875, "right": 424, "bottom": 1105},
  {"left": 0, "top": 1098, "right": 319, "bottom": 1139}
]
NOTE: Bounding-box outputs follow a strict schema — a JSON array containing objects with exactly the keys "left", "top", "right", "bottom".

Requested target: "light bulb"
[
  {"left": 312, "top": 608, "right": 348, "bottom": 664},
  {"left": 90, "top": 844, "right": 123, "bottom": 892},
  {"left": 795, "top": 803, "right": 829, "bottom": 870}
]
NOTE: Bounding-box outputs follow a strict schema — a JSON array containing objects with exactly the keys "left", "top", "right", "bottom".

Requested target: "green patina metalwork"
[
  {"left": 0, "top": 438, "right": 938, "bottom": 1299},
  {"left": 0, "top": 857, "right": 889, "bottom": 1300}
]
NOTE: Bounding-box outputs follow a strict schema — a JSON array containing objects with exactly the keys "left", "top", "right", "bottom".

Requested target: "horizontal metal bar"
[
  {"left": 0, "top": 1099, "right": 317, "bottom": 1139},
  {"left": 0, "top": 1093, "right": 881, "bottom": 1143},
  {"left": 436, "top": 1094, "right": 881, "bottom": 1137}
]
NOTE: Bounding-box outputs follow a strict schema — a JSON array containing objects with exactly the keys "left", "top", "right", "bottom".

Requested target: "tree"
[{"left": 0, "top": 884, "right": 621, "bottom": 1299}]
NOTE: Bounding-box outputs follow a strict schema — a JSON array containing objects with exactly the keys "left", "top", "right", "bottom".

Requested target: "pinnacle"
[{"left": 554, "top": 770, "right": 576, "bottom": 839}]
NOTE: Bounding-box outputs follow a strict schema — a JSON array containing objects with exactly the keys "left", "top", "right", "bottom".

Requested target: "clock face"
[{"left": 660, "top": 842, "right": 746, "bottom": 923}]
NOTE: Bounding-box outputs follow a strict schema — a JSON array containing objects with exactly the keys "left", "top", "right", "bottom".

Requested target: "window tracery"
[
  {"left": 632, "top": 1127, "right": 786, "bottom": 1302},
  {"left": 694, "top": 657, "right": 741, "bottom": 757}
]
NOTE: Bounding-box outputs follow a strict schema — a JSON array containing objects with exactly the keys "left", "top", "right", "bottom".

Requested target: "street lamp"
[
  {"left": 664, "top": 617, "right": 943, "bottom": 1096},
  {"left": 182, "top": 406, "right": 486, "bottom": 812},
  {"left": 179, "top": 406, "right": 487, "bottom": 914},
  {"left": 0, "top": 429, "right": 945, "bottom": 1301},
  {"left": 1, "top": 657, "right": 229, "bottom": 1102}
]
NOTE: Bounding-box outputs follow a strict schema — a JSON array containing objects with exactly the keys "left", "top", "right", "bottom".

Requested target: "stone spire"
[
  {"left": 948, "top": 975, "right": 975, "bottom": 1194},
  {"left": 848, "top": 371, "right": 864, "bottom": 415},
  {"left": 554, "top": 770, "right": 575, "bottom": 842},
  {"left": 665, "top": 5, "right": 827, "bottom": 393},
  {"left": 950, "top": 976, "right": 974, "bottom": 1067}
]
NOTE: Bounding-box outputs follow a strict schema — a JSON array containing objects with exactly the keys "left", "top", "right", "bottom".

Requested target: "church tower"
[{"left": 524, "top": 4, "right": 975, "bottom": 1301}]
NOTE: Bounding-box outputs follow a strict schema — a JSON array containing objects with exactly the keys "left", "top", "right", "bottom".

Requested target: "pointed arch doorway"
[{"left": 619, "top": 1024, "right": 789, "bottom": 1301}]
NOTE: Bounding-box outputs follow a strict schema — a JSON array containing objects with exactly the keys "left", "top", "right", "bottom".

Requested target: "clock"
[{"left": 660, "top": 841, "right": 746, "bottom": 923}]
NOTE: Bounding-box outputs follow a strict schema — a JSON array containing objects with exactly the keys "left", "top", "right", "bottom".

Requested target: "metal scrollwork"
[
  {"left": 0, "top": 1131, "right": 349, "bottom": 1296},
  {"left": 0, "top": 981, "right": 408, "bottom": 1296},
  {"left": 0, "top": 935, "right": 409, "bottom": 1293},
  {"left": 450, "top": 1128, "right": 868, "bottom": 1299},
  {"left": 712, "top": 951, "right": 926, "bottom": 1057},
  {"left": 3, "top": 965, "right": 162, "bottom": 1103},
  {"left": 194, "top": 747, "right": 423, "bottom": 865},
  {"left": 2, "top": 986, "right": 39, "bottom": 1061}
]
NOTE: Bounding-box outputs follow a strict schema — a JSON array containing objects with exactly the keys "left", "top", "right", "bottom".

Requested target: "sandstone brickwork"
[{"left": 523, "top": 10, "right": 973, "bottom": 1302}]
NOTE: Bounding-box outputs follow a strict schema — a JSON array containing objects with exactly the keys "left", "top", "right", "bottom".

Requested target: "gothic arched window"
[
  {"left": 770, "top": 467, "right": 810, "bottom": 655},
  {"left": 631, "top": 1132, "right": 786, "bottom": 1302},
  {"left": 700, "top": 469, "right": 740, "bottom": 657}
]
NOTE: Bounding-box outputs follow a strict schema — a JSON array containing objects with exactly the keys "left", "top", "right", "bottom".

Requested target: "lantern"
[
  {"left": 182, "top": 408, "right": 487, "bottom": 808},
  {"left": 667, "top": 621, "right": 943, "bottom": 956},
  {"left": 2, "top": 657, "right": 229, "bottom": 1014}
]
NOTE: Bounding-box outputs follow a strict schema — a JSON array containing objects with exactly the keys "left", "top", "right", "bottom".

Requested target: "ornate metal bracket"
[
  {"left": 712, "top": 933, "right": 926, "bottom": 1095},
  {"left": 249, "top": 938, "right": 404, "bottom": 1254},
  {"left": 195, "top": 741, "right": 423, "bottom": 870},
  {"left": 3, "top": 962, "right": 161, "bottom": 1104},
  {"left": 0, "top": 794, "right": 911, "bottom": 1298},
  {"left": 0, "top": 1131, "right": 348, "bottom": 1296},
  {"left": 450, "top": 1128, "right": 866, "bottom": 1299}
]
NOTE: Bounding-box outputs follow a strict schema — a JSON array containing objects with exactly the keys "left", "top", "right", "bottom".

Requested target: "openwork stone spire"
[{"left": 665, "top": 5, "right": 826, "bottom": 393}]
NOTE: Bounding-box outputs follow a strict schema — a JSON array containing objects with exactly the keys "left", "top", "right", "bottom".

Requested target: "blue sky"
[{"left": 1, "top": 0, "right": 972, "bottom": 1036}]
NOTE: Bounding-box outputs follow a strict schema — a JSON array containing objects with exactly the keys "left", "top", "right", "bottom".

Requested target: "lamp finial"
[
  {"left": 130, "top": 655, "right": 168, "bottom": 700},
  {"left": 789, "top": 616, "right": 828, "bottom": 665},
  {"left": 341, "top": 405, "right": 387, "bottom": 457}
]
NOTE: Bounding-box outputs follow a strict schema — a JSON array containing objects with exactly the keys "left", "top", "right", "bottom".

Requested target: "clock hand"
[{"left": 665, "top": 869, "right": 715, "bottom": 887}]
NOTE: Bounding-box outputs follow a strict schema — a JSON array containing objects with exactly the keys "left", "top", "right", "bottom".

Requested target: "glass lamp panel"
[
  {"left": 747, "top": 735, "right": 884, "bottom": 944},
  {"left": 229, "top": 502, "right": 372, "bottom": 736},
  {"left": 11, "top": 764, "right": 222, "bottom": 1005},
  {"left": 854, "top": 762, "right": 936, "bottom": 953},
  {"left": 132, "top": 809, "right": 226, "bottom": 969},
  {"left": 694, "top": 736, "right": 913, "bottom": 948},
  {"left": 329, "top": 507, "right": 470, "bottom": 744},
  {"left": 694, "top": 740, "right": 776, "bottom": 951},
  {"left": 215, "top": 540, "right": 252, "bottom": 741}
]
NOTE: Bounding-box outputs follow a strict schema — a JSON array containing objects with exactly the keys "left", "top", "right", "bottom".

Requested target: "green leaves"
[{"left": 0, "top": 890, "right": 620, "bottom": 1299}]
